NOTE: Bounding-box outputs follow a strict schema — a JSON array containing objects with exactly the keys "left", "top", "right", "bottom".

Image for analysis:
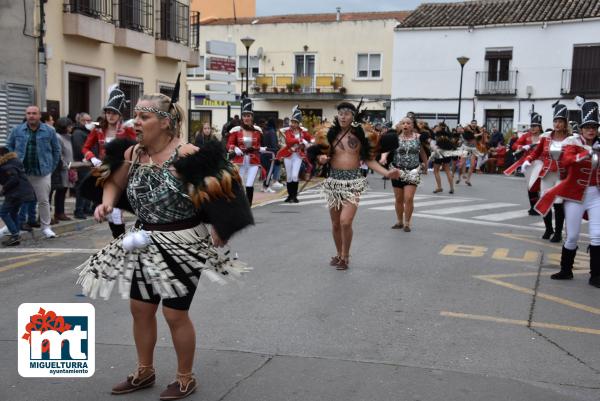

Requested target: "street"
[{"left": 1, "top": 174, "right": 599, "bottom": 401}]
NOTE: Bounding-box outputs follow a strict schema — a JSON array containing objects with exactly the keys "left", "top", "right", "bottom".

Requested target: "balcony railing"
[
  {"left": 253, "top": 73, "right": 344, "bottom": 94},
  {"left": 561, "top": 69, "right": 600, "bottom": 96},
  {"left": 189, "top": 11, "right": 200, "bottom": 50},
  {"left": 475, "top": 70, "right": 518, "bottom": 96},
  {"left": 117, "top": 0, "right": 153, "bottom": 35},
  {"left": 63, "top": 0, "right": 113, "bottom": 23},
  {"left": 158, "top": 0, "right": 189, "bottom": 46}
]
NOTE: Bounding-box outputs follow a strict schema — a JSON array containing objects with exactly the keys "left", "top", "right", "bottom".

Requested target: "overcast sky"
[{"left": 256, "top": 0, "right": 456, "bottom": 15}]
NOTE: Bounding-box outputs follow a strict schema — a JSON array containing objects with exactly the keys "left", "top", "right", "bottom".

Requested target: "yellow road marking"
[
  {"left": 475, "top": 275, "right": 600, "bottom": 315},
  {"left": 439, "top": 244, "right": 488, "bottom": 257},
  {"left": 0, "top": 253, "right": 64, "bottom": 273},
  {"left": 491, "top": 248, "right": 540, "bottom": 263},
  {"left": 441, "top": 311, "right": 600, "bottom": 336},
  {"left": 0, "top": 253, "right": 46, "bottom": 263},
  {"left": 475, "top": 271, "right": 588, "bottom": 279},
  {"left": 494, "top": 232, "right": 562, "bottom": 250}
]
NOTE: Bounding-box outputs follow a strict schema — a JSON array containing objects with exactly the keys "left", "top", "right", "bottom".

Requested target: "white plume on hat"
[{"left": 575, "top": 96, "right": 585, "bottom": 108}]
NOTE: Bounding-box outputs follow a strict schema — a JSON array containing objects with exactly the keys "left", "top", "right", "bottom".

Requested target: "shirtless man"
[{"left": 314, "top": 102, "right": 400, "bottom": 270}]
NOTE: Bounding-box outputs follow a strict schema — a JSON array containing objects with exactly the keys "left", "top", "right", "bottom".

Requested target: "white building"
[{"left": 391, "top": 0, "right": 600, "bottom": 133}]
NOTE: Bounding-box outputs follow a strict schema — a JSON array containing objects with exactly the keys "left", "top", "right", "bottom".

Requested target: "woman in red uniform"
[
  {"left": 276, "top": 106, "right": 313, "bottom": 203},
  {"left": 227, "top": 98, "right": 265, "bottom": 205},
  {"left": 521, "top": 103, "right": 570, "bottom": 242},
  {"left": 535, "top": 100, "right": 600, "bottom": 288},
  {"left": 505, "top": 113, "right": 543, "bottom": 215},
  {"left": 82, "top": 85, "right": 136, "bottom": 238}
]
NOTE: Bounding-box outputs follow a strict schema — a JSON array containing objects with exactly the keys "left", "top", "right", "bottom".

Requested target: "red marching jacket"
[
  {"left": 524, "top": 132, "right": 566, "bottom": 178},
  {"left": 82, "top": 124, "right": 137, "bottom": 161},
  {"left": 227, "top": 125, "right": 263, "bottom": 165},
  {"left": 535, "top": 136, "right": 600, "bottom": 216},
  {"left": 276, "top": 126, "right": 313, "bottom": 160},
  {"left": 504, "top": 131, "right": 541, "bottom": 176}
]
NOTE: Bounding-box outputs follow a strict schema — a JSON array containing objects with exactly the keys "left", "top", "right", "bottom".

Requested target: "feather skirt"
[{"left": 76, "top": 224, "right": 251, "bottom": 300}]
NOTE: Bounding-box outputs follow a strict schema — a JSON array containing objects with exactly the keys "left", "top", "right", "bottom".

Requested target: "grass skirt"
[
  {"left": 321, "top": 168, "right": 368, "bottom": 209},
  {"left": 76, "top": 224, "right": 251, "bottom": 300}
]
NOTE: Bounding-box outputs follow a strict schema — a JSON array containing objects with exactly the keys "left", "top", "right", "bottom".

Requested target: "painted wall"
[
  {"left": 0, "top": 0, "right": 37, "bottom": 87},
  {"left": 391, "top": 19, "right": 600, "bottom": 128},
  {"left": 191, "top": 0, "right": 255, "bottom": 20},
  {"left": 44, "top": 0, "right": 190, "bottom": 136},
  {"left": 189, "top": 17, "right": 398, "bottom": 127}
]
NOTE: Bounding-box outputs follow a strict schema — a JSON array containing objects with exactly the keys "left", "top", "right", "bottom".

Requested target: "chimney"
[{"left": 336, "top": 7, "right": 341, "bottom": 22}]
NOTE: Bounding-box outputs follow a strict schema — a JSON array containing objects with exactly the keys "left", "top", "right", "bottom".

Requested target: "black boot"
[
  {"left": 589, "top": 245, "right": 600, "bottom": 288},
  {"left": 527, "top": 191, "right": 539, "bottom": 215},
  {"left": 551, "top": 246, "right": 576, "bottom": 280},
  {"left": 542, "top": 210, "right": 554, "bottom": 240},
  {"left": 284, "top": 182, "right": 292, "bottom": 202},
  {"left": 108, "top": 223, "right": 126, "bottom": 239},
  {"left": 291, "top": 181, "right": 299, "bottom": 203},
  {"left": 550, "top": 204, "right": 564, "bottom": 243},
  {"left": 245, "top": 186, "right": 254, "bottom": 205}
]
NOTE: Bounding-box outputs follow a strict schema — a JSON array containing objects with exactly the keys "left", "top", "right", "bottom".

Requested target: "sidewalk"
[{"left": 0, "top": 179, "right": 322, "bottom": 242}]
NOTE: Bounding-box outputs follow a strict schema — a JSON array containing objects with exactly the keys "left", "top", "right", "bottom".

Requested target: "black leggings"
[{"left": 129, "top": 246, "right": 202, "bottom": 311}]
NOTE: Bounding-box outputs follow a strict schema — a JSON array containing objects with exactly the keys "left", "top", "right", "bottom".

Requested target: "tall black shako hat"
[
  {"left": 577, "top": 96, "right": 599, "bottom": 128},
  {"left": 104, "top": 84, "right": 126, "bottom": 115},
  {"left": 291, "top": 105, "right": 302, "bottom": 122},
  {"left": 530, "top": 112, "right": 542, "bottom": 127},
  {"left": 552, "top": 100, "right": 568, "bottom": 121},
  {"left": 241, "top": 97, "right": 253, "bottom": 115}
]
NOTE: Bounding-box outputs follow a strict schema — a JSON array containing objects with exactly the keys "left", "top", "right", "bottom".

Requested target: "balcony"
[
  {"left": 475, "top": 70, "right": 518, "bottom": 97},
  {"left": 155, "top": 0, "right": 191, "bottom": 61},
  {"left": 114, "top": 0, "right": 154, "bottom": 53},
  {"left": 561, "top": 69, "right": 600, "bottom": 97},
  {"left": 63, "top": 0, "right": 115, "bottom": 43},
  {"left": 187, "top": 12, "right": 201, "bottom": 67},
  {"left": 252, "top": 74, "right": 345, "bottom": 100}
]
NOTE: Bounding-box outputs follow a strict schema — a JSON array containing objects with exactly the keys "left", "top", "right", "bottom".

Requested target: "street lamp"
[
  {"left": 238, "top": 67, "right": 246, "bottom": 98},
  {"left": 457, "top": 56, "right": 470, "bottom": 125},
  {"left": 240, "top": 36, "right": 255, "bottom": 98}
]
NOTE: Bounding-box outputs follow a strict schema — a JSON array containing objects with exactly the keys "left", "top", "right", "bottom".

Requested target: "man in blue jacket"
[{"left": 7, "top": 105, "right": 61, "bottom": 238}]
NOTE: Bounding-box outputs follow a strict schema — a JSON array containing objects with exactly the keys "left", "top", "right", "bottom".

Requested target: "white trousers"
[
  {"left": 238, "top": 155, "right": 260, "bottom": 187},
  {"left": 541, "top": 171, "right": 563, "bottom": 204},
  {"left": 564, "top": 186, "right": 600, "bottom": 249},
  {"left": 284, "top": 153, "right": 303, "bottom": 182}
]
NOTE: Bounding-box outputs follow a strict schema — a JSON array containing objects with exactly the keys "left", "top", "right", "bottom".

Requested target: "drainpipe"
[{"left": 38, "top": 0, "right": 47, "bottom": 111}]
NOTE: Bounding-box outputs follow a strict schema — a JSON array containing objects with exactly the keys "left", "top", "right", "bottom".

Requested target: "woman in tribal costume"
[{"left": 78, "top": 86, "right": 253, "bottom": 400}]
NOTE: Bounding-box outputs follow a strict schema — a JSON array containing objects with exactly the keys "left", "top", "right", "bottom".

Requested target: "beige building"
[
  {"left": 187, "top": 10, "right": 407, "bottom": 134},
  {"left": 191, "top": 0, "right": 255, "bottom": 21},
  {"left": 7, "top": 0, "right": 199, "bottom": 140}
]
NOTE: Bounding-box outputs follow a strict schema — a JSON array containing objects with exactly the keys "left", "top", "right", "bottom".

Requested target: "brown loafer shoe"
[
  {"left": 111, "top": 372, "right": 155, "bottom": 395},
  {"left": 55, "top": 214, "right": 72, "bottom": 221},
  {"left": 403, "top": 226, "right": 412, "bottom": 232},
  {"left": 391, "top": 223, "right": 404, "bottom": 229},
  {"left": 159, "top": 377, "right": 198, "bottom": 400},
  {"left": 330, "top": 256, "right": 340, "bottom": 266}
]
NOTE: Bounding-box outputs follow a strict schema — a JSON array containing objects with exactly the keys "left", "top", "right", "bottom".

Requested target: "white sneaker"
[
  {"left": 271, "top": 182, "right": 283, "bottom": 189},
  {"left": 42, "top": 228, "right": 57, "bottom": 238},
  {"left": 0, "top": 226, "right": 9, "bottom": 236},
  {"left": 266, "top": 187, "right": 276, "bottom": 193}
]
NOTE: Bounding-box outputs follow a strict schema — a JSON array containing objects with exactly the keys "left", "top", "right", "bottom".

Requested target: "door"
[
  {"left": 571, "top": 45, "right": 600, "bottom": 95},
  {"left": 485, "top": 109, "right": 514, "bottom": 135},
  {"left": 189, "top": 110, "right": 211, "bottom": 142},
  {"left": 295, "top": 54, "right": 316, "bottom": 90},
  {"left": 69, "top": 73, "right": 90, "bottom": 120}
]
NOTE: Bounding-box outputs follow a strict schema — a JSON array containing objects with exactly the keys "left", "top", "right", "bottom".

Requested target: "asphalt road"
[{"left": 1, "top": 173, "right": 599, "bottom": 401}]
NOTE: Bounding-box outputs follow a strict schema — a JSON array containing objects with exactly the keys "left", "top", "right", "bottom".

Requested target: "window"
[
  {"left": 187, "top": 56, "right": 205, "bottom": 78},
  {"left": 571, "top": 45, "right": 600, "bottom": 95},
  {"left": 485, "top": 49, "right": 512, "bottom": 82},
  {"left": 159, "top": 84, "right": 174, "bottom": 98},
  {"left": 238, "top": 56, "right": 259, "bottom": 79},
  {"left": 118, "top": 78, "right": 144, "bottom": 119},
  {"left": 357, "top": 53, "right": 381, "bottom": 79},
  {"left": 159, "top": 0, "right": 189, "bottom": 45},
  {"left": 118, "top": 0, "right": 153, "bottom": 35}
]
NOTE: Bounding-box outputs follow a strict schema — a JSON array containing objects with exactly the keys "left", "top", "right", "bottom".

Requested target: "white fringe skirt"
[
  {"left": 321, "top": 168, "right": 368, "bottom": 209},
  {"left": 76, "top": 223, "right": 251, "bottom": 300}
]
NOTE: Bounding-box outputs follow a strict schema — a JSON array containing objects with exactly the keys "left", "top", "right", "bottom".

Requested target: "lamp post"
[
  {"left": 457, "top": 56, "right": 469, "bottom": 125},
  {"left": 238, "top": 67, "right": 246, "bottom": 99},
  {"left": 240, "top": 36, "right": 255, "bottom": 97}
]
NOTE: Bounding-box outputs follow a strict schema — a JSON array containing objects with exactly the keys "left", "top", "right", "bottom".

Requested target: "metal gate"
[{"left": 0, "top": 83, "right": 34, "bottom": 145}]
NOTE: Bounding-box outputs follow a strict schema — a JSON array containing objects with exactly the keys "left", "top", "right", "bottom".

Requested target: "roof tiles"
[
  {"left": 398, "top": 0, "right": 600, "bottom": 28},
  {"left": 201, "top": 11, "right": 409, "bottom": 26}
]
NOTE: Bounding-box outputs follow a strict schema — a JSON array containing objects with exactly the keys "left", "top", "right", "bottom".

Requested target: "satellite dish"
[{"left": 256, "top": 47, "right": 264, "bottom": 58}]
